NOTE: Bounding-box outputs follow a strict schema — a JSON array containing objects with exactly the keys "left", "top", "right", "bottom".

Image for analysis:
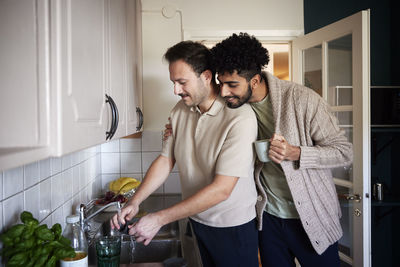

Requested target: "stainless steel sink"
[{"left": 87, "top": 219, "right": 182, "bottom": 264}]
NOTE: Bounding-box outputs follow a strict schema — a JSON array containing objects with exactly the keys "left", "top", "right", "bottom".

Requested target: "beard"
[{"left": 224, "top": 84, "right": 252, "bottom": 109}]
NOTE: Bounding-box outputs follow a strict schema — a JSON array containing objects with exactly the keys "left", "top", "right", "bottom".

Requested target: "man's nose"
[
  {"left": 174, "top": 83, "right": 182, "bottom": 95},
  {"left": 220, "top": 84, "right": 230, "bottom": 97}
]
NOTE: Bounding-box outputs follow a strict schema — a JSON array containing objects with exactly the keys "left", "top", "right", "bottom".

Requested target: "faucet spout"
[{"left": 79, "top": 201, "right": 122, "bottom": 230}]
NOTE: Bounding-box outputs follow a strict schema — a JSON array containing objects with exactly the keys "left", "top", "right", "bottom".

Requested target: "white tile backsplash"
[
  {"left": 3, "top": 192, "right": 24, "bottom": 229},
  {"left": 39, "top": 158, "right": 51, "bottom": 181},
  {"left": 24, "top": 184, "right": 40, "bottom": 220},
  {"left": 51, "top": 207, "right": 64, "bottom": 228},
  {"left": 79, "top": 163, "right": 88, "bottom": 189},
  {"left": 62, "top": 153, "right": 72, "bottom": 171},
  {"left": 101, "top": 139, "right": 120, "bottom": 153},
  {"left": 39, "top": 178, "right": 51, "bottom": 221},
  {"left": 142, "top": 130, "right": 163, "bottom": 152},
  {"left": 120, "top": 138, "right": 141, "bottom": 152},
  {"left": 0, "top": 204, "right": 3, "bottom": 232},
  {"left": 3, "top": 166, "right": 23, "bottom": 199},
  {"left": 71, "top": 151, "right": 80, "bottom": 166},
  {"left": 72, "top": 193, "right": 81, "bottom": 213},
  {"left": 24, "top": 161, "right": 40, "bottom": 189},
  {"left": 62, "top": 168, "right": 73, "bottom": 202},
  {"left": 101, "top": 153, "right": 120, "bottom": 174},
  {"left": 72, "top": 165, "right": 80, "bottom": 196},
  {"left": 0, "top": 172, "right": 3, "bottom": 200},
  {"left": 51, "top": 173, "right": 64, "bottom": 211},
  {"left": 62, "top": 199, "right": 73, "bottom": 229},
  {"left": 41, "top": 216, "right": 52, "bottom": 227},
  {"left": 51, "top": 157, "right": 62, "bottom": 175},
  {"left": 121, "top": 152, "right": 142, "bottom": 173}
]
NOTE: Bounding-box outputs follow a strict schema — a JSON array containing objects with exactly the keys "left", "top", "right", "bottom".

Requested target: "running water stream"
[
  {"left": 117, "top": 207, "right": 136, "bottom": 263},
  {"left": 129, "top": 235, "right": 136, "bottom": 263}
]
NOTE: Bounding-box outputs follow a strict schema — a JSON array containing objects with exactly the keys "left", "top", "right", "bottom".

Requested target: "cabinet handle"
[
  {"left": 136, "top": 107, "right": 143, "bottom": 131},
  {"left": 105, "top": 94, "right": 115, "bottom": 140},
  {"left": 108, "top": 95, "right": 119, "bottom": 140}
]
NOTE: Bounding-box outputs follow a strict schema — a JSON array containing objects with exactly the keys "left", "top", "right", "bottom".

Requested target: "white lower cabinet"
[{"left": 0, "top": 0, "right": 143, "bottom": 171}]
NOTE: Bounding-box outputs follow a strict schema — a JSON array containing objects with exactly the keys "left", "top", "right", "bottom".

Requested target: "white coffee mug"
[{"left": 254, "top": 139, "right": 270, "bottom": 162}]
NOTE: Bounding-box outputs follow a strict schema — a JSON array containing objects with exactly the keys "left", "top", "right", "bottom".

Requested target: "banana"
[
  {"left": 119, "top": 181, "right": 141, "bottom": 194},
  {"left": 109, "top": 177, "right": 140, "bottom": 193}
]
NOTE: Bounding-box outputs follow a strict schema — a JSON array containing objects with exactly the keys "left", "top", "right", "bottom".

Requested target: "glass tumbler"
[{"left": 95, "top": 236, "right": 121, "bottom": 267}]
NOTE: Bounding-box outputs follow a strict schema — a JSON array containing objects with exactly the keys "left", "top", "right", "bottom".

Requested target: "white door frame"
[{"left": 292, "top": 10, "right": 371, "bottom": 267}]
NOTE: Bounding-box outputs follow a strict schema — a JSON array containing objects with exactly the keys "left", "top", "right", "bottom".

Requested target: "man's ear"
[
  {"left": 250, "top": 74, "right": 262, "bottom": 89},
  {"left": 201, "top": 70, "right": 213, "bottom": 83}
]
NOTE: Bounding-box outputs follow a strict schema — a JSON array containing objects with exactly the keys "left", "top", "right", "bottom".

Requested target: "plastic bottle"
[{"left": 60, "top": 214, "right": 88, "bottom": 267}]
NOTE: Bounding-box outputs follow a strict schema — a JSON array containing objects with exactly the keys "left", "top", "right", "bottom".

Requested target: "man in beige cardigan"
[{"left": 211, "top": 33, "right": 353, "bottom": 267}]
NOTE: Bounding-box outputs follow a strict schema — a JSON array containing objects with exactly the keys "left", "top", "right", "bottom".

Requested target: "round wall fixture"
[{"left": 162, "top": 5, "right": 177, "bottom": 18}]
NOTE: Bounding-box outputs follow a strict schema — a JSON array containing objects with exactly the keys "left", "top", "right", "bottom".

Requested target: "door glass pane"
[
  {"left": 334, "top": 111, "right": 353, "bottom": 126},
  {"left": 328, "top": 35, "right": 352, "bottom": 88},
  {"left": 328, "top": 34, "right": 354, "bottom": 265},
  {"left": 328, "top": 86, "right": 353, "bottom": 106},
  {"left": 337, "top": 185, "right": 354, "bottom": 264},
  {"left": 303, "top": 45, "right": 322, "bottom": 95}
]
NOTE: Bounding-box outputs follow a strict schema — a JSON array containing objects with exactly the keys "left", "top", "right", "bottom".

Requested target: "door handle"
[
  {"left": 108, "top": 95, "right": 119, "bottom": 140},
  {"left": 136, "top": 107, "right": 143, "bottom": 131},
  {"left": 105, "top": 94, "right": 115, "bottom": 140},
  {"left": 338, "top": 193, "right": 362, "bottom": 203}
]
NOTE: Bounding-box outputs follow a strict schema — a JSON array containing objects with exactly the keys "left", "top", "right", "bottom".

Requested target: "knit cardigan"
[{"left": 255, "top": 72, "right": 353, "bottom": 255}]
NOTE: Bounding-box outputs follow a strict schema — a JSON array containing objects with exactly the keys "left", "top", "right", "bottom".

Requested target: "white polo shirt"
[{"left": 162, "top": 96, "right": 258, "bottom": 227}]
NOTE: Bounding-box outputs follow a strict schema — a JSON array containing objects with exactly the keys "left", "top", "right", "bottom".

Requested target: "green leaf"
[
  {"left": 20, "top": 211, "right": 34, "bottom": 224},
  {"left": 50, "top": 223, "right": 62, "bottom": 239},
  {"left": 7, "top": 251, "right": 28, "bottom": 266},
  {"left": 6, "top": 224, "right": 26, "bottom": 238}
]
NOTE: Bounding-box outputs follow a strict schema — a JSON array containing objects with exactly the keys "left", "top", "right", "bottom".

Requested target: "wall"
[{"left": 141, "top": 0, "right": 304, "bottom": 131}]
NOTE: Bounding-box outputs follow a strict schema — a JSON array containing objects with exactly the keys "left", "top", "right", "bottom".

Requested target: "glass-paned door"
[{"left": 292, "top": 10, "right": 370, "bottom": 267}]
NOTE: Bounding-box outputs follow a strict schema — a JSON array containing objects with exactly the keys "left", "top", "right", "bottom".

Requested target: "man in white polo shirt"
[{"left": 111, "top": 41, "right": 259, "bottom": 267}]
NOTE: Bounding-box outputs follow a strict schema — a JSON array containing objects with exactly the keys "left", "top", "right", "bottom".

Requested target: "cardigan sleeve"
[{"left": 298, "top": 94, "right": 353, "bottom": 170}]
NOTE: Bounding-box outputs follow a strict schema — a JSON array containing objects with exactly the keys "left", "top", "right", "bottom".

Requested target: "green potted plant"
[{"left": 0, "top": 211, "right": 76, "bottom": 267}]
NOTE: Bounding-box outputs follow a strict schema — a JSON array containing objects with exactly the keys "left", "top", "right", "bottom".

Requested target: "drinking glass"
[{"left": 95, "top": 236, "right": 121, "bottom": 267}]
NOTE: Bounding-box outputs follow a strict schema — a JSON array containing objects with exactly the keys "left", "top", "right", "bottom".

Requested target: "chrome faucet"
[{"left": 79, "top": 200, "right": 122, "bottom": 231}]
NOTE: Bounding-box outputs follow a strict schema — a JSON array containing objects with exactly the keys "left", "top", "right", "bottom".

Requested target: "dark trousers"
[
  {"left": 259, "top": 211, "right": 340, "bottom": 267},
  {"left": 190, "top": 218, "right": 259, "bottom": 267}
]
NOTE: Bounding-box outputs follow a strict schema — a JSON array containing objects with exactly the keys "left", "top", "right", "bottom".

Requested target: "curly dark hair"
[
  {"left": 164, "top": 41, "right": 215, "bottom": 81},
  {"left": 211, "top": 33, "right": 270, "bottom": 81}
]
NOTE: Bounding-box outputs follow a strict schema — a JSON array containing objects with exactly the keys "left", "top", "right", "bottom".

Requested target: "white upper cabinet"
[
  {"left": 126, "top": 0, "right": 144, "bottom": 134},
  {"left": 0, "top": 0, "right": 143, "bottom": 170},
  {"left": 51, "top": 0, "right": 108, "bottom": 156},
  {"left": 0, "top": 0, "right": 51, "bottom": 170},
  {"left": 108, "top": 0, "right": 128, "bottom": 139},
  {"left": 51, "top": 0, "right": 143, "bottom": 156}
]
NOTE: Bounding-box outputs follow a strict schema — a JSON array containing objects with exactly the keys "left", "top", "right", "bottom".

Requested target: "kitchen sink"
[{"left": 87, "top": 219, "right": 182, "bottom": 264}]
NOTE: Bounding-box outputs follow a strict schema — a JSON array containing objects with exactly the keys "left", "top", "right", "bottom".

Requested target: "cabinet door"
[
  {"left": 0, "top": 0, "right": 51, "bottom": 170},
  {"left": 108, "top": 0, "right": 127, "bottom": 139},
  {"left": 126, "top": 0, "right": 143, "bottom": 134},
  {"left": 52, "top": 0, "right": 108, "bottom": 155}
]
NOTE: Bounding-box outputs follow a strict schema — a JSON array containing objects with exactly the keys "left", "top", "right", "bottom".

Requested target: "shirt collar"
[{"left": 189, "top": 96, "right": 225, "bottom": 116}]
